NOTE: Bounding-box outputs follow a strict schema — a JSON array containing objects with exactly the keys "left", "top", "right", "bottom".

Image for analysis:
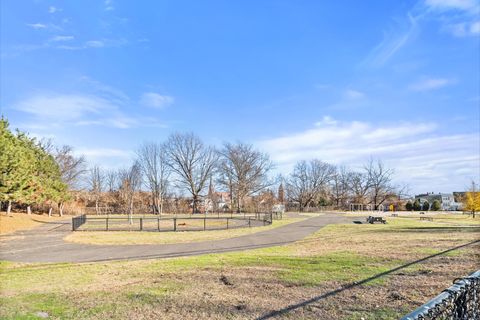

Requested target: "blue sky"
[{"left": 1, "top": 0, "right": 479, "bottom": 194}]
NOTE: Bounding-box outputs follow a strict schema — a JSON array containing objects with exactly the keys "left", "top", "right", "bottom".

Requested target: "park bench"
[
  {"left": 419, "top": 216, "right": 433, "bottom": 221},
  {"left": 366, "top": 216, "right": 386, "bottom": 224}
]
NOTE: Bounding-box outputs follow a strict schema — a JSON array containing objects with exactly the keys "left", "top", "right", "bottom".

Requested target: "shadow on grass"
[{"left": 257, "top": 239, "right": 480, "bottom": 320}]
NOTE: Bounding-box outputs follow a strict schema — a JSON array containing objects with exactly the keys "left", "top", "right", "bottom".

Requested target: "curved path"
[{"left": 0, "top": 214, "right": 349, "bottom": 263}]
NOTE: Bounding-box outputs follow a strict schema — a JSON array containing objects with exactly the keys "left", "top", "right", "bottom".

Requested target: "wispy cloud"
[
  {"left": 75, "top": 147, "right": 133, "bottom": 169},
  {"left": 50, "top": 35, "right": 74, "bottom": 42},
  {"left": 364, "top": 0, "right": 479, "bottom": 67},
  {"left": 409, "top": 77, "right": 455, "bottom": 91},
  {"left": 26, "top": 23, "right": 47, "bottom": 29},
  {"left": 424, "top": 0, "right": 480, "bottom": 37},
  {"left": 140, "top": 92, "right": 174, "bottom": 109},
  {"left": 85, "top": 40, "right": 104, "bottom": 48},
  {"left": 104, "top": 0, "right": 115, "bottom": 11},
  {"left": 48, "top": 6, "right": 61, "bottom": 14},
  {"left": 257, "top": 117, "right": 479, "bottom": 193},
  {"left": 344, "top": 89, "right": 365, "bottom": 100},
  {"left": 424, "top": 0, "right": 479, "bottom": 12},
  {"left": 363, "top": 13, "right": 420, "bottom": 67},
  {"left": 12, "top": 78, "right": 169, "bottom": 130},
  {"left": 12, "top": 93, "right": 163, "bottom": 130}
]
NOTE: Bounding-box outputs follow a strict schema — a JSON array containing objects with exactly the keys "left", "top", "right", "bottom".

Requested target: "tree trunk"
[
  {"left": 27, "top": 206, "right": 31, "bottom": 215},
  {"left": 48, "top": 207, "right": 53, "bottom": 217},
  {"left": 59, "top": 203, "right": 64, "bottom": 216},
  {"left": 7, "top": 200, "right": 12, "bottom": 215},
  {"left": 192, "top": 195, "right": 197, "bottom": 214},
  {"left": 95, "top": 199, "right": 99, "bottom": 215},
  {"left": 159, "top": 197, "right": 163, "bottom": 216}
]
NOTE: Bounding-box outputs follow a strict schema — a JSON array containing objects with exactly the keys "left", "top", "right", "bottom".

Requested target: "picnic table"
[
  {"left": 366, "top": 216, "right": 387, "bottom": 224},
  {"left": 419, "top": 216, "right": 433, "bottom": 221}
]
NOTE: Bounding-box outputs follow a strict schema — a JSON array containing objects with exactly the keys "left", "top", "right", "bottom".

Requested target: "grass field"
[
  {"left": 65, "top": 217, "right": 304, "bottom": 245},
  {"left": 1, "top": 214, "right": 479, "bottom": 319}
]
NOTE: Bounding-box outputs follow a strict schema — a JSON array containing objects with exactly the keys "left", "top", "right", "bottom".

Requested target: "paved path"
[{"left": 0, "top": 214, "right": 349, "bottom": 263}]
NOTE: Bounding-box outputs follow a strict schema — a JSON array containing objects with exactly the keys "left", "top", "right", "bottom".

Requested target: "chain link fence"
[{"left": 401, "top": 269, "right": 480, "bottom": 320}]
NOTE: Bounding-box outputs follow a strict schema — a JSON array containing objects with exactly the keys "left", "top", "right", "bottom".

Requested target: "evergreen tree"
[
  {"left": 0, "top": 117, "right": 68, "bottom": 215},
  {"left": 413, "top": 199, "right": 422, "bottom": 211},
  {"left": 422, "top": 200, "right": 430, "bottom": 211},
  {"left": 405, "top": 200, "right": 413, "bottom": 211},
  {"left": 431, "top": 200, "right": 441, "bottom": 211}
]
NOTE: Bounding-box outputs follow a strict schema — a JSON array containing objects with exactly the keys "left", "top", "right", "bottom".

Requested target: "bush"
[
  {"left": 405, "top": 201, "right": 413, "bottom": 211},
  {"left": 413, "top": 199, "right": 422, "bottom": 211},
  {"left": 431, "top": 200, "right": 441, "bottom": 211},
  {"left": 422, "top": 201, "right": 430, "bottom": 211}
]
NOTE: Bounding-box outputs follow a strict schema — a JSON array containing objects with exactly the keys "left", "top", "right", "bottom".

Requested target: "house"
[{"left": 414, "top": 192, "right": 461, "bottom": 211}]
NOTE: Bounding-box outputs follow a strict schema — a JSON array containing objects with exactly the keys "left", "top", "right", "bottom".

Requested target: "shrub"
[
  {"left": 405, "top": 201, "right": 413, "bottom": 211},
  {"left": 431, "top": 200, "right": 441, "bottom": 211},
  {"left": 413, "top": 199, "right": 422, "bottom": 211},
  {"left": 422, "top": 201, "right": 430, "bottom": 211}
]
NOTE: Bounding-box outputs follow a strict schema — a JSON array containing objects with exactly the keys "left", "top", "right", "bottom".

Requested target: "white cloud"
[
  {"left": 26, "top": 23, "right": 47, "bottom": 29},
  {"left": 363, "top": 13, "right": 419, "bottom": 67},
  {"left": 344, "top": 89, "right": 365, "bottom": 100},
  {"left": 257, "top": 118, "right": 479, "bottom": 193},
  {"left": 50, "top": 35, "right": 74, "bottom": 42},
  {"left": 140, "top": 92, "right": 174, "bottom": 109},
  {"left": 75, "top": 148, "right": 133, "bottom": 169},
  {"left": 442, "top": 20, "right": 480, "bottom": 36},
  {"left": 470, "top": 21, "right": 480, "bottom": 33},
  {"left": 12, "top": 93, "right": 142, "bottom": 129},
  {"left": 425, "top": 0, "right": 478, "bottom": 11},
  {"left": 104, "top": 0, "right": 115, "bottom": 11},
  {"left": 409, "top": 77, "right": 455, "bottom": 91},
  {"left": 314, "top": 116, "right": 338, "bottom": 127},
  {"left": 48, "top": 6, "right": 61, "bottom": 14},
  {"left": 85, "top": 40, "right": 105, "bottom": 48},
  {"left": 13, "top": 94, "right": 116, "bottom": 122}
]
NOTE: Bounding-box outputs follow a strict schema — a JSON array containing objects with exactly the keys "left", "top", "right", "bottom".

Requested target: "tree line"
[
  {"left": 0, "top": 118, "right": 71, "bottom": 215},
  {"left": 1, "top": 117, "right": 403, "bottom": 215}
]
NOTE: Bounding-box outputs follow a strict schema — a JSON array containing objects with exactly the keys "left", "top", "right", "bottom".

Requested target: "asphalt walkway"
[{"left": 0, "top": 214, "right": 348, "bottom": 263}]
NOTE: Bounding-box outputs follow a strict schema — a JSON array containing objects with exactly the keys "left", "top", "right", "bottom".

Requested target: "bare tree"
[
  {"left": 117, "top": 162, "right": 142, "bottom": 223},
  {"left": 330, "top": 165, "right": 351, "bottom": 209},
  {"left": 54, "top": 145, "right": 87, "bottom": 189},
  {"left": 88, "top": 165, "right": 104, "bottom": 214},
  {"left": 364, "top": 159, "right": 396, "bottom": 209},
  {"left": 286, "top": 159, "right": 335, "bottom": 212},
  {"left": 105, "top": 169, "right": 118, "bottom": 192},
  {"left": 136, "top": 142, "right": 170, "bottom": 215},
  {"left": 164, "top": 133, "right": 218, "bottom": 214},
  {"left": 349, "top": 171, "right": 370, "bottom": 205},
  {"left": 217, "top": 142, "right": 274, "bottom": 213}
]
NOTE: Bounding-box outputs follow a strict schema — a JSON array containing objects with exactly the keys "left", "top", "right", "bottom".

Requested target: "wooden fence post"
[
  {"left": 157, "top": 218, "right": 160, "bottom": 232},
  {"left": 204, "top": 217, "right": 206, "bottom": 230},
  {"left": 174, "top": 218, "right": 177, "bottom": 231},
  {"left": 140, "top": 218, "right": 143, "bottom": 231},
  {"left": 106, "top": 217, "right": 109, "bottom": 231}
]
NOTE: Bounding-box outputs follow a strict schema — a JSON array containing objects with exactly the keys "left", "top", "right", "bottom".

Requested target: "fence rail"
[
  {"left": 72, "top": 214, "right": 87, "bottom": 231},
  {"left": 401, "top": 269, "right": 480, "bottom": 320},
  {"left": 72, "top": 212, "right": 278, "bottom": 232}
]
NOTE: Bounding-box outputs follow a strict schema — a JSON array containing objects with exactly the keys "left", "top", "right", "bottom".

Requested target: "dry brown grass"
[
  {"left": 64, "top": 218, "right": 303, "bottom": 245},
  {"left": 0, "top": 213, "right": 66, "bottom": 235}
]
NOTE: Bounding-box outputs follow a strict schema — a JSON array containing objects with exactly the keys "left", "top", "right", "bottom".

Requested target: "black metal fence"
[
  {"left": 72, "top": 214, "right": 87, "bottom": 231},
  {"left": 401, "top": 269, "right": 480, "bottom": 320},
  {"left": 72, "top": 212, "right": 277, "bottom": 232}
]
